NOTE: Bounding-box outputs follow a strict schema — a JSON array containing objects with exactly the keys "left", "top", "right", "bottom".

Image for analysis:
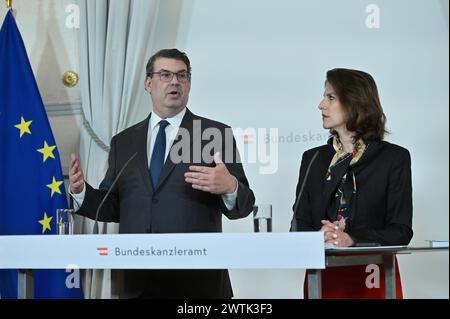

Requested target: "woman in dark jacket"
[{"left": 292, "top": 68, "right": 413, "bottom": 298}]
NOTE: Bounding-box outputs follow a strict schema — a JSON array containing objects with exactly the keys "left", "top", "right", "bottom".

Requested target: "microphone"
[
  {"left": 290, "top": 150, "right": 319, "bottom": 231},
  {"left": 93, "top": 152, "right": 138, "bottom": 234}
]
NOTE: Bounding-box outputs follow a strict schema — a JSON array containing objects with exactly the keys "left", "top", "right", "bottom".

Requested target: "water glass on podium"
[
  {"left": 253, "top": 204, "right": 272, "bottom": 232},
  {"left": 56, "top": 209, "right": 74, "bottom": 235}
]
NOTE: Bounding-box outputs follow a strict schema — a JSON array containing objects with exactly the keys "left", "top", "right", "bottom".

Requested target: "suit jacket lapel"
[
  {"left": 155, "top": 108, "right": 195, "bottom": 191},
  {"left": 132, "top": 115, "right": 153, "bottom": 195}
]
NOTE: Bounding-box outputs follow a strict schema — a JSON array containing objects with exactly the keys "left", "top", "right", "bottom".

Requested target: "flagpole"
[{"left": 6, "top": 0, "right": 12, "bottom": 9}]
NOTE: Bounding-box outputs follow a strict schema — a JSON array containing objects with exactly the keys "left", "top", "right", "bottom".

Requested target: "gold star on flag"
[
  {"left": 46, "top": 177, "right": 63, "bottom": 197},
  {"left": 38, "top": 212, "right": 53, "bottom": 234},
  {"left": 14, "top": 117, "right": 32, "bottom": 138},
  {"left": 37, "top": 141, "right": 57, "bottom": 162}
]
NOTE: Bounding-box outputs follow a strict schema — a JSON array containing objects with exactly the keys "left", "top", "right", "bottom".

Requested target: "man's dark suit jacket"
[
  {"left": 292, "top": 139, "right": 413, "bottom": 246},
  {"left": 77, "top": 108, "right": 255, "bottom": 298}
]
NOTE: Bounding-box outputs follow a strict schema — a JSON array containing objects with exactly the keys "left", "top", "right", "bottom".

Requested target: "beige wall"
[{"left": 1, "top": 0, "right": 80, "bottom": 104}]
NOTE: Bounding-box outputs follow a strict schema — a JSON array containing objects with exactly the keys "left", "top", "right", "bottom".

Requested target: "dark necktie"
[{"left": 150, "top": 120, "right": 170, "bottom": 189}]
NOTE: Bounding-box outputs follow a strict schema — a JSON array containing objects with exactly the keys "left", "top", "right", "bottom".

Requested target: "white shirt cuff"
[
  {"left": 69, "top": 183, "right": 86, "bottom": 212},
  {"left": 221, "top": 177, "right": 238, "bottom": 211}
]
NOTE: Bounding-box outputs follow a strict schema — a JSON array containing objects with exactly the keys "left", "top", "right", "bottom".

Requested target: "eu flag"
[{"left": 0, "top": 11, "right": 83, "bottom": 299}]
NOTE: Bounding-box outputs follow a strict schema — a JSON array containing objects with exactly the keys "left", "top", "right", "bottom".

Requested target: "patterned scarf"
[{"left": 326, "top": 136, "right": 367, "bottom": 230}]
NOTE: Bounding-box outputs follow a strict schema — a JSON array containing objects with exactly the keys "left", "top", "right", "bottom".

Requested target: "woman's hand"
[{"left": 320, "top": 220, "right": 355, "bottom": 247}]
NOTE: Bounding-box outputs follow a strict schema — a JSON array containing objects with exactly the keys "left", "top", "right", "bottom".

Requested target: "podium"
[
  {"left": 0, "top": 232, "right": 325, "bottom": 299},
  {"left": 307, "top": 246, "right": 449, "bottom": 299},
  {"left": 1, "top": 233, "right": 447, "bottom": 299}
]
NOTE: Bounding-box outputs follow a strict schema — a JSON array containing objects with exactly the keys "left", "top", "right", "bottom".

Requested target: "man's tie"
[{"left": 150, "top": 120, "right": 170, "bottom": 189}]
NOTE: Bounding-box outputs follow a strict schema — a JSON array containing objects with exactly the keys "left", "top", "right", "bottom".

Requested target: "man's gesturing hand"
[
  {"left": 69, "top": 153, "right": 85, "bottom": 194},
  {"left": 184, "top": 153, "right": 237, "bottom": 195}
]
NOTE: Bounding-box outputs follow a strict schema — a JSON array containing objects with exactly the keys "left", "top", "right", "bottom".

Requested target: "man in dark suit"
[{"left": 69, "top": 49, "right": 255, "bottom": 298}]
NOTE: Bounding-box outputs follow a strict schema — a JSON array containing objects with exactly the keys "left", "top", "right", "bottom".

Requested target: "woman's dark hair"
[
  {"left": 146, "top": 48, "right": 191, "bottom": 76},
  {"left": 326, "top": 68, "right": 388, "bottom": 141}
]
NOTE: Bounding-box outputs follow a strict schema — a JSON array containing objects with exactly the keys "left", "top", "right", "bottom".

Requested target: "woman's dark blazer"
[{"left": 292, "top": 139, "right": 413, "bottom": 246}]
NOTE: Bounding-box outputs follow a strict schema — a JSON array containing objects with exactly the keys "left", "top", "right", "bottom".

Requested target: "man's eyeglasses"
[{"left": 148, "top": 71, "right": 191, "bottom": 83}]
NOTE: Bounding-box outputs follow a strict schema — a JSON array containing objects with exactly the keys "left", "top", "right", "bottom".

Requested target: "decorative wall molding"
[{"left": 45, "top": 101, "right": 83, "bottom": 117}]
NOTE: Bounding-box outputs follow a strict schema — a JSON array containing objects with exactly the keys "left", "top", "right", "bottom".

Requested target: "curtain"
[{"left": 78, "top": 0, "right": 161, "bottom": 299}]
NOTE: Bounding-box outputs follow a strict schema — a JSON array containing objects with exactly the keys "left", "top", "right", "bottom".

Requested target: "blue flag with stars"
[{"left": 0, "top": 11, "right": 83, "bottom": 299}]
